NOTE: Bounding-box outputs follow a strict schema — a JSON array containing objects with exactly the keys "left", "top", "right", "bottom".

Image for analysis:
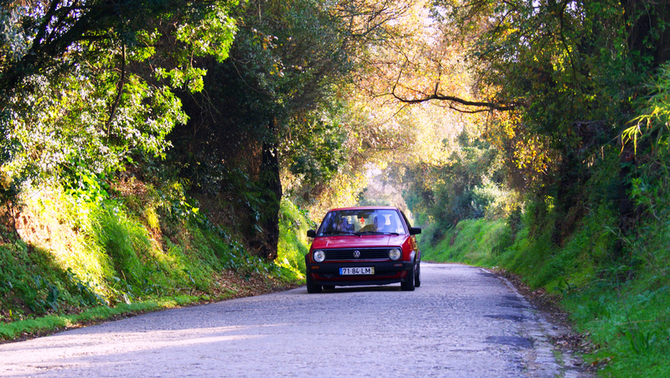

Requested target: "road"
[{"left": 0, "top": 263, "right": 590, "bottom": 377}]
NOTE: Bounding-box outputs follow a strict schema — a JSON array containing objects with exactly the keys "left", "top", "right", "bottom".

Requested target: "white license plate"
[{"left": 339, "top": 267, "right": 374, "bottom": 275}]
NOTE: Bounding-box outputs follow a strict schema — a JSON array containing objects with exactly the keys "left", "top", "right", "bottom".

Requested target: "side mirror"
[
  {"left": 307, "top": 229, "right": 316, "bottom": 238},
  {"left": 409, "top": 227, "right": 422, "bottom": 235}
]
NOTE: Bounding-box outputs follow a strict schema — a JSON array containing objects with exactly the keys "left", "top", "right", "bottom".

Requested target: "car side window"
[
  {"left": 400, "top": 211, "right": 413, "bottom": 231},
  {"left": 317, "top": 212, "right": 335, "bottom": 235},
  {"left": 379, "top": 211, "right": 403, "bottom": 234}
]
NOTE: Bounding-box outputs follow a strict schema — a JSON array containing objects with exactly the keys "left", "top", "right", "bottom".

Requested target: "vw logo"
[{"left": 353, "top": 250, "right": 361, "bottom": 258}]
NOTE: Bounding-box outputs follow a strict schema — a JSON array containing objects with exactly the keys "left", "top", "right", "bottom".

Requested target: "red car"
[{"left": 305, "top": 206, "right": 422, "bottom": 293}]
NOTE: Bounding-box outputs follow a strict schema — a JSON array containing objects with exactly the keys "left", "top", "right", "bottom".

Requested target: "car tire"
[
  {"left": 401, "top": 263, "right": 415, "bottom": 291},
  {"left": 306, "top": 274, "right": 322, "bottom": 293},
  {"left": 415, "top": 263, "right": 421, "bottom": 288}
]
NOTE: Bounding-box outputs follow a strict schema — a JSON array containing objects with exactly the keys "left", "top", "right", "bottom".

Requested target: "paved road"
[{"left": 0, "top": 263, "right": 590, "bottom": 377}]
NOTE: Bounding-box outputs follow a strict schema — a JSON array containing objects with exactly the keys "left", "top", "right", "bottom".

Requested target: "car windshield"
[{"left": 318, "top": 209, "right": 405, "bottom": 236}]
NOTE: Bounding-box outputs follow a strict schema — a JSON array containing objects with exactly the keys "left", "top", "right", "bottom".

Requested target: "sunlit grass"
[
  {"left": 276, "top": 199, "right": 313, "bottom": 280},
  {"left": 0, "top": 181, "right": 304, "bottom": 335},
  {"left": 0, "top": 295, "right": 202, "bottom": 340},
  {"left": 422, "top": 202, "right": 670, "bottom": 377},
  {"left": 420, "top": 218, "right": 505, "bottom": 265},
  {"left": 18, "top": 186, "right": 113, "bottom": 300}
]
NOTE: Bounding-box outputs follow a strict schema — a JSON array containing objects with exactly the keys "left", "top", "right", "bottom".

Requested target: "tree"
[
  {"left": 0, "top": 0, "right": 237, "bottom": 194},
  {"left": 166, "top": 0, "right": 421, "bottom": 258}
]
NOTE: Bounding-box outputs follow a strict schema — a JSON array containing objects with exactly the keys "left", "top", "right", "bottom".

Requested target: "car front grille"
[{"left": 324, "top": 248, "right": 390, "bottom": 260}]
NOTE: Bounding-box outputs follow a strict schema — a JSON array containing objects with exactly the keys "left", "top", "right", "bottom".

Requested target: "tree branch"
[
  {"left": 390, "top": 77, "right": 518, "bottom": 112},
  {"left": 387, "top": 52, "right": 518, "bottom": 112},
  {"left": 106, "top": 42, "right": 126, "bottom": 136},
  {"left": 391, "top": 90, "right": 516, "bottom": 111}
]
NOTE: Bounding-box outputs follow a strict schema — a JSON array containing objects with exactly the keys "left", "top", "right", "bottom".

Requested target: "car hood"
[{"left": 311, "top": 235, "right": 408, "bottom": 249}]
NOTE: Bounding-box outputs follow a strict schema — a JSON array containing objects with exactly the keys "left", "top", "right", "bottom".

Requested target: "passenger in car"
[
  {"left": 359, "top": 215, "right": 380, "bottom": 233},
  {"left": 337, "top": 217, "right": 352, "bottom": 232}
]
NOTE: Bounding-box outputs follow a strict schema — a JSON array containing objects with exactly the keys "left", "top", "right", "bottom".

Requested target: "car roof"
[{"left": 328, "top": 206, "right": 399, "bottom": 212}]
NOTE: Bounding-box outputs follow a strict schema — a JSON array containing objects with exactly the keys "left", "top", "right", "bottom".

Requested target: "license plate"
[{"left": 339, "top": 267, "right": 374, "bottom": 275}]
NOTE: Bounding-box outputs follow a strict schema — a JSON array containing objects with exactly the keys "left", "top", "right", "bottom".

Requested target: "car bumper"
[{"left": 305, "top": 260, "right": 414, "bottom": 286}]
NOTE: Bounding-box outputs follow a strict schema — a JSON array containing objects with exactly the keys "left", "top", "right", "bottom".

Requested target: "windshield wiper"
[
  {"left": 357, "top": 231, "right": 400, "bottom": 236},
  {"left": 324, "top": 230, "right": 355, "bottom": 236}
]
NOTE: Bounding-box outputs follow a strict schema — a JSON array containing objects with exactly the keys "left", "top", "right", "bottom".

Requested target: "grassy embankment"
[
  {"left": 0, "top": 178, "right": 310, "bottom": 342},
  {"left": 420, "top": 205, "right": 670, "bottom": 377}
]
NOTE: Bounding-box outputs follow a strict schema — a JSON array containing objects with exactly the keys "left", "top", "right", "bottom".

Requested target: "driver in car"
[{"left": 337, "top": 217, "right": 352, "bottom": 232}]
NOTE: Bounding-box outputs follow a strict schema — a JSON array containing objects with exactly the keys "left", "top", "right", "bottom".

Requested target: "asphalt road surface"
[{"left": 0, "top": 263, "right": 591, "bottom": 377}]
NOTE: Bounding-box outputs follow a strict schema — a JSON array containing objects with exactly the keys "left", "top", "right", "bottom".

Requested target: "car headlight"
[
  {"left": 389, "top": 248, "right": 401, "bottom": 260},
  {"left": 313, "top": 250, "right": 326, "bottom": 262}
]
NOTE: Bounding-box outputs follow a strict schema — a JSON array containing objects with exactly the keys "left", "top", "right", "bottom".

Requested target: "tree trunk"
[{"left": 252, "top": 118, "right": 282, "bottom": 260}]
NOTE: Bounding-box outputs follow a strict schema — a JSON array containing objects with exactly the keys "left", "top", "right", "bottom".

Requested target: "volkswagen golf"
[{"left": 304, "top": 206, "right": 421, "bottom": 293}]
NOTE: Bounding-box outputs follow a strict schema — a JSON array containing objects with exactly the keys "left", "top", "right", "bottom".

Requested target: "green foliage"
[
  {"left": 563, "top": 276, "right": 670, "bottom": 377},
  {"left": 427, "top": 0, "right": 655, "bottom": 217},
  {"left": 0, "top": 236, "right": 104, "bottom": 318},
  {"left": 419, "top": 218, "right": 506, "bottom": 265},
  {"left": 622, "top": 63, "right": 670, "bottom": 226},
  {"left": 91, "top": 206, "right": 149, "bottom": 287},
  {"left": 0, "top": 170, "right": 301, "bottom": 327},
  {"left": 277, "top": 199, "right": 314, "bottom": 279},
  {"left": 402, "top": 129, "right": 516, "bottom": 239},
  {"left": 626, "top": 63, "right": 670, "bottom": 152},
  {"left": 424, "top": 171, "right": 670, "bottom": 377},
  {"left": 436, "top": 0, "right": 638, "bottom": 133},
  {"left": 282, "top": 103, "right": 350, "bottom": 187},
  {"left": 0, "top": 0, "right": 238, "bottom": 197}
]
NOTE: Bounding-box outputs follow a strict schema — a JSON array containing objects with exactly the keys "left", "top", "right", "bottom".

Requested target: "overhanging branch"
[
  {"left": 391, "top": 85, "right": 518, "bottom": 112},
  {"left": 390, "top": 66, "right": 518, "bottom": 112}
]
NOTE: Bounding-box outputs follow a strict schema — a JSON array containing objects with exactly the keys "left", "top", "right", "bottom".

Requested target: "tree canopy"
[
  {"left": 0, "top": 0, "right": 238, "bottom": 192},
  {"left": 2, "top": 0, "right": 670, "bottom": 261}
]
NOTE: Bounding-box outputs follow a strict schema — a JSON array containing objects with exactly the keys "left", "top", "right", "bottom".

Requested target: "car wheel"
[
  {"left": 401, "top": 263, "right": 415, "bottom": 291},
  {"left": 306, "top": 274, "right": 322, "bottom": 293},
  {"left": 415, "top": 263, "right": 421, "bottom": 288}
]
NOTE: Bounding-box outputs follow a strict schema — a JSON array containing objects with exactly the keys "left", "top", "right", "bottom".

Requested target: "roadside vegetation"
[
  {"left": 373, "top": 2, "right": 670, "bottom": 377},
  {"left": 0, "top": 174, "right": 309, "bottom": 340},
  {"left": 419, "top": 199, "right": 670, "bottom": 378},
  {"left": 410, "top": 66, "right": 670, "bottom": 378}
]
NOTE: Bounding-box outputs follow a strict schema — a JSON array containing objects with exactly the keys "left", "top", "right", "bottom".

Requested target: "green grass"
[
  {"left": 0, "top": 182, "right": 305, "bottom": 341},
  {"left": 420, "top": 218, "right": 506, "bottom": 266},
  {"left": 0, "top": 295, "right": 204, "bottom": 340},
  {"left": 563, "top": 278, "right": 670, "bottom": 377},
  {"left": 276, "top": 199, "right": 314, "bottom": 280},
  {"left": 420, "top": 205, "right": 670, "bottom": 377}
]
